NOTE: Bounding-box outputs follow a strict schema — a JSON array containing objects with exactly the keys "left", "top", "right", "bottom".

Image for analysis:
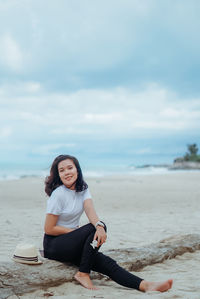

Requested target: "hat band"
[{"left": 13, "top": 254, "right": 39, "bottom": 262}]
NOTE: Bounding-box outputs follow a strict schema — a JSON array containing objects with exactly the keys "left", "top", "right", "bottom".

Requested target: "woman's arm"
[
  {"left": 84, "top": 198, "right": 100, "bottom": 226},
  {"left": 84, "top": 198, "right": 107, "bottom": 247},
  {"left": 44, "top": 214, "right": 74, "bottom": 236}
]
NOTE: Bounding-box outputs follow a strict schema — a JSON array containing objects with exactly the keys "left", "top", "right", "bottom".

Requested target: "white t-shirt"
[{"left": 46, "top": 184, "right": 91, "bottom": 229}]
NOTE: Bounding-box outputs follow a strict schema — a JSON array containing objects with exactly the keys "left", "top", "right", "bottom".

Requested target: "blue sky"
[{"left": 0, "top": 0, "right": 200, "bottom": 170}]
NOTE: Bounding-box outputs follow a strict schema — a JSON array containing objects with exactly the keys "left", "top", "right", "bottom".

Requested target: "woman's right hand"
[{"left": 93, "top": 226, "right": 107, "bottom": 247}]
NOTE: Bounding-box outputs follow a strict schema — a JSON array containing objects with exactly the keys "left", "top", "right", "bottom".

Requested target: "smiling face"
[{"left": 58, "top": 159, "right": 78, "bottom": 189}]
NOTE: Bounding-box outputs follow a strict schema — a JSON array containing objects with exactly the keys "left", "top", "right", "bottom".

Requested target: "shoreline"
[{"left": 0, "top": 167, "right": 200, "bottom": 182}]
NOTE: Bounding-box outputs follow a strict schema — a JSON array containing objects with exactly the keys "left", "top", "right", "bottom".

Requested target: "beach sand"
[{"left": 1, "top": 172, "right": 200, "bottom": 298}]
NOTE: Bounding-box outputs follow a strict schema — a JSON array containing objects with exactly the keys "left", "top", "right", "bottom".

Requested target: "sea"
[{"left": 0, "top": 157, "right": 199, "bottom": 181}]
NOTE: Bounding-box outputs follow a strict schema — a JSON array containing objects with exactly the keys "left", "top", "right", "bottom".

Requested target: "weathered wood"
[
  {"left": 0, "top": 234, "right": 200, "bottom": 298},
  {"left": 106, "top": 233, "right": 200, "bottom": 271}
]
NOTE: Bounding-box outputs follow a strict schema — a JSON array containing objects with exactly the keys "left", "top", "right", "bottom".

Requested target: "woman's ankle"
[
  {"left": 76, "top": 271, "right": 89, "bottom": 277},
  {"left": 139, "top": 280, "right": 147, "bottom": 292}
]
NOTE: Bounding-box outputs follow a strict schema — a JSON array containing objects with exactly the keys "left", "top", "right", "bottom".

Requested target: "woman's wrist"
[
  {"left": 95, "top": 220, "right": 105, "bottom": 229},
  {"left": 96, "top": 225, "right": 104, "bottom": 230}
]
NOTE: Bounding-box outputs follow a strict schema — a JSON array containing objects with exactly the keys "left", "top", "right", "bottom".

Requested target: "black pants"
[{"left": 43, "top": 223, "right": 143, "bottom": 290}]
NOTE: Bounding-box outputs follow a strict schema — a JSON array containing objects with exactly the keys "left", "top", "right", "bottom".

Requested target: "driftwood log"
[{"left": 1, "top": 234, "right": 200, "bottom": 298}]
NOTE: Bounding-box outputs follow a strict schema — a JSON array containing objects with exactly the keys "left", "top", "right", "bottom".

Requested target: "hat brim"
[{"left": 12, "top": 257, "right": 43, "bottom": 265}]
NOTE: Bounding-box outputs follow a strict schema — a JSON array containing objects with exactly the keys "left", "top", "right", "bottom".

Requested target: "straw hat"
[{"left": 12, "top": 243, "right": 43, "bottom": 265}]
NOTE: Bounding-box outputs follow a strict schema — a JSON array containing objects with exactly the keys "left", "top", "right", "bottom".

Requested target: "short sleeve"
[
  {"left": 83, "top": 188, "right": 92, "bottom": 201},
  {"left": 46, "top": 190, "right": 63, "bottom": 215}
]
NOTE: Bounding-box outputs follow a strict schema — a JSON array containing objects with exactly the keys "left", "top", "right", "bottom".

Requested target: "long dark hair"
[{"left": 45, "top": 155, "right": 88, "bottom": 196}]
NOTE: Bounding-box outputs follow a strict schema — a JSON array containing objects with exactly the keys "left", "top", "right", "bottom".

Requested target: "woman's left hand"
[{"left": 93, "top": 226, "right": 107, "bottom": 247}]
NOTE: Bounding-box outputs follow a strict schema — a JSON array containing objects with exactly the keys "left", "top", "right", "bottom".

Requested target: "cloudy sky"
[{"left": 0, "top": 0, "right": 200, "bottom": 170}]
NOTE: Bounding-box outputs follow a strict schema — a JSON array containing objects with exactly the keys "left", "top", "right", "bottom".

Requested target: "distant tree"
[
  {"left": 187, "top": 144, "right": 198, "bottom": 156},
  {"left": 182, "top": 143, "right": 200, "bottom": 162},
  {"left": 174, "top": 143, "right": 200, "bottom": 163}
]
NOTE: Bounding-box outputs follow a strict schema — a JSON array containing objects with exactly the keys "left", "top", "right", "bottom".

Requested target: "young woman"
[{"left": 43, "top": 154, "right": 173, "bottom": 292}]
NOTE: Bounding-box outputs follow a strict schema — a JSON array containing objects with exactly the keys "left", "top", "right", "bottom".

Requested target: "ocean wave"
[
  {"left": 0, "top": 170, "right": 47, "bottom": 181},
  {"left": 0, "top": 166, "right": 199, "bottom": 181}
]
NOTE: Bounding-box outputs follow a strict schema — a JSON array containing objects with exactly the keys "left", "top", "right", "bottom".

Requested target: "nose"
[{"left": 64, "top": 169, "right": 71, "bottom": 176}]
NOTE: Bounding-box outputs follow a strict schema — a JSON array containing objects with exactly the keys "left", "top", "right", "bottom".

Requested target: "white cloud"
[
  {"left": 0, "top": 81, "right": 41, "bottom": 96},
  {"left": 25, "top": 0, "right": 154, "bottom": 71},
  {"left": 24, "top": 82, "right": 41, "bottom": 93},
  {"left": 51, "top": 128, "right": 92, "bottom": 135},
  {"left": 161, "top": 108, "right": 200, "bottom": 121},
  {"left": 1, "top": 83, "right": 199, "bottom": 141},
  {"left": 0, "top": 126, "right": 12, "bottom": 138},
  {"left": 0, "top": 0, "right": 199, "bottom": 99},
  {"left": 0, "top": 34, "right": 23, "bottom": 72},
  {"left": 84, "top": 113, "right": 122, "bottom": 124},
  {"left": 31, "top": 143, "right": 76, "bottom": 155}
]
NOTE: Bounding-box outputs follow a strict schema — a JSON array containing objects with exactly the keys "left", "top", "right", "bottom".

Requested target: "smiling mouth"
[{"left": 65, "top": 176, "right": 73, "bottom": 180}]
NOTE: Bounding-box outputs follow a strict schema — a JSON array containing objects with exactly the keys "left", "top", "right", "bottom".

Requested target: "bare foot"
[
  {"left": 139, "top": 279, "right": 173, "bottom": 292},
  {"left": 74, "top": 271, "right": 99, "bottom": 290}
]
